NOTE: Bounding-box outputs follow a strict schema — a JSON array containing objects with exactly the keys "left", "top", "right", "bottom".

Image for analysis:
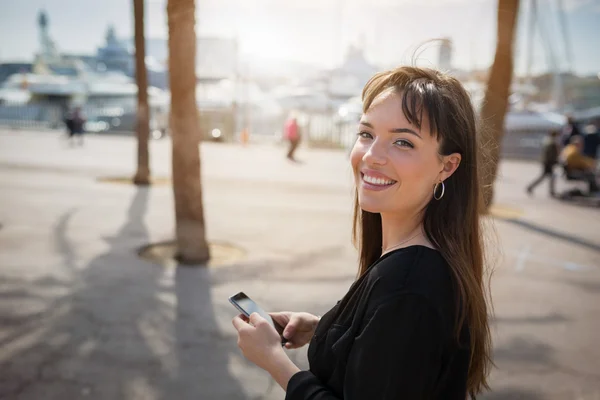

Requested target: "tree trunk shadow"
[
  {"left": 166, "top": 266, "right": 247, "bottom": 399},
  {"left": 0, "top": 188, "right": 246, "bottom": 399}
]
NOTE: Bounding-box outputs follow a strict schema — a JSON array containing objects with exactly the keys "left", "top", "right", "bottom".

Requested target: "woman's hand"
[
  {"left": 270, "top": 312, "right": 320, "bottom": 349},
  {"left": 232, "top": 312, "right": 288, "bottom": 372}
]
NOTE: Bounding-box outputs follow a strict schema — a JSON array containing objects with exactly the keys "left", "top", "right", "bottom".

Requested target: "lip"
[{"left": 359, "top": 169, "right": 397, "bottom": 192}]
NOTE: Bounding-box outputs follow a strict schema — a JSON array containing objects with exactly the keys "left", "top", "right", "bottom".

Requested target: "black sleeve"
[{"left": 286, "top": 294, "right": 445, "bottom": 400}]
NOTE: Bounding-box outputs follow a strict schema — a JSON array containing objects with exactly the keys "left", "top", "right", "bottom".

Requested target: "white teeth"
[{"left": 363, "top": 174, "right": 394, "bottom": 186}]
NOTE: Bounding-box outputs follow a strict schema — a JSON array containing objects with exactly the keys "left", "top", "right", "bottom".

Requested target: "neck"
[{"left": 380, "top": 212, "right": 425, "bottom": 252}]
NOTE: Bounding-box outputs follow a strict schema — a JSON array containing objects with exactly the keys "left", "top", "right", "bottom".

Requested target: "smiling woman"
[
  {"left": 232, "top": 66, "right": 493, "bottom": 400},
  {"left": 349, "top": 67, "right": 492, "bottom": 396}
]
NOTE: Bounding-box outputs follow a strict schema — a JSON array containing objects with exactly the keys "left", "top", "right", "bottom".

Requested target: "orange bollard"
[{"left": 240, "top": 128, "right": 249, "bottom": 146}]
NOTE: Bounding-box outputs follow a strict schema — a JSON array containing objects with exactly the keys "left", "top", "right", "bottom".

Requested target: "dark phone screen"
[{"left": 229, "top": 292, "right": 285, "bottom": 336}]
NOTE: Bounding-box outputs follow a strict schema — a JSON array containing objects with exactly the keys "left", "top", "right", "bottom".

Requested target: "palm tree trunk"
[
  {"left": 133, "top": 0, "right": 151, "bottom": 185},
  {"left": 167, "top": 0, "right": 210, "bottom": 264},
  {"left": 480, "top": 0, "right": 520, "bottom": 210}
]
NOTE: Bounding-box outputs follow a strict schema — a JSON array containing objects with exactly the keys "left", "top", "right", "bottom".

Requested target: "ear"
[{"left": 438, "top": 153, "right": 461, "bottom": 182}]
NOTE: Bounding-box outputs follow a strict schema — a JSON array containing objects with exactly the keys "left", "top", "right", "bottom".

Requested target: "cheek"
[
  {"left": 350, "top": 142, "right": 364, "bottom": 174},
  {"left": 391, "top": 153, "right": 421, "bottom": 179},
  {"left": 392, "top": 153, "right": 438, "bottom": 188}
]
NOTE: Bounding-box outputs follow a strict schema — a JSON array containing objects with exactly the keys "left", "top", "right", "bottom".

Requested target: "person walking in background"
[
  {"left": 72, "top": 107, "right": 86, "bottom": 146},
  {"left": 561, "top": 114, "right": 581, "bottom": 147},
  {"left": 582, "top": 118, "right": 600, "bottom": 160},
  {"left": 64, "top": 106, "right": 86, "bottom": 146},
  {"left": 284, "top": 114, "right": 301, "bottom": 162},
  {"left": 527, "top": 130, "right": 559, "bottom": 197},
  {"left": 63, "top": 108, "right": 75, "bottom": 142}
]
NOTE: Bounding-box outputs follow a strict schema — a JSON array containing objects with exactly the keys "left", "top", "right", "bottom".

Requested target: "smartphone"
[{"left": 229, "top": 292, "right": 287, "bottom": 344}]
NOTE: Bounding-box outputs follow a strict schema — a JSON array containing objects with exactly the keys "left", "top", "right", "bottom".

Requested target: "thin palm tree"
[
  {"left": 133, "top": 0, "right": 151, "bottom": 185},
  {"left": 480, "top": 0, "right": 520, "bottom": 210},
  {"left": 167, "top": 0, "right": 210, "bottom": 264}
]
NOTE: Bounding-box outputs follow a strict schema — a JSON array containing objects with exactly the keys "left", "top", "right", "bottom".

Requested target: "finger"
[
  {"left": 269, "top": 311, "right": 289, "bottom": 318},
  {"left": 283, "top": 319, "right": 297, "bottom": 339},
  {"left": 250, "top": 312, "right": 270, "bottom": 327},
  {"left": 268, "top": 312, "right": 280, "bottom": 322},
  {"left": 232, "top": 315, "right": 249, "bottom": 331},
  {"left": 286, "top": 341, "right": 301, "bottom": 350},
  {"left": 269, "top": 312, "right": 287, "bottom": 327},
  {"left": 239, "top": 313, "right": 249, "bottom": 323}
]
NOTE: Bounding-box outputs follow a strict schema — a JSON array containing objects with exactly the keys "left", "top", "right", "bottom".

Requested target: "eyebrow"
[{"left": 360, "top": 121, "right": 422, "bottom": 139}]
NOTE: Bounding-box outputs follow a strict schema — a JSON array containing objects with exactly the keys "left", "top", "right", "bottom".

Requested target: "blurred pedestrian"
[
  {"left": 561, "top": 114, "right": 581, "bottom": 147},
  {"left": 526, "top": 130, "right": 559, "bottom": 197},
  {"left": 65, "top": 106, "right": 86, "bottom": 146},
  {"left": 582, "top": 118, "right": 600, "bottom": 160},
  {"left": 233, "top": 67, "right": 492, "bottom": 399},
  {"left": 284, "top": 114, "right": 301, "bottom": 162},
  {"left": 63, "top": 109, "right": 75, "bottom": 141}
]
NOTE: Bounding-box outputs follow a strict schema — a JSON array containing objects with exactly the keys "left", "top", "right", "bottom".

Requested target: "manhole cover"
[
  {"left": 97, "top": 176, "right": 171, "bottom": 186},
  {"left": 138, "top": 240, "right": 246, "bottom": 268}
]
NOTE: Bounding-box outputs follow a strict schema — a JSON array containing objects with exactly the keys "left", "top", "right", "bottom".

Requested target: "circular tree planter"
[
  {"left": 97, "top": 176, "right": 171, "bottom": 186},
  {"left": 138, "top": 240, "right": 246, "bottom": 268}
]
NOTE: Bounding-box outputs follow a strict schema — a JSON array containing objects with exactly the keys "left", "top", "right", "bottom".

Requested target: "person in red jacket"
[{"left": 284, "top": 115, "right": 301, "bottom": 161}]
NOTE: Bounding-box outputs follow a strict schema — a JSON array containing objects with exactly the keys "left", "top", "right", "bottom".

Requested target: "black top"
[
  {"left": 562, "top": 122, "right": 581, "bottom": 147},
  {"left": 583, "top": 132, "right": 599, "bottom": 159},
  {"left": 286, "top": 245, "right": 471, "bottom": 400},
  {"left": 542, "top": 137, "right": 559, "bottom": 166}
]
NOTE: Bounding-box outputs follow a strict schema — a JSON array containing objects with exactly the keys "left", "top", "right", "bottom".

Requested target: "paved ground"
[{"left": 0, "top": 129, "right": 599, "bottom": 400}]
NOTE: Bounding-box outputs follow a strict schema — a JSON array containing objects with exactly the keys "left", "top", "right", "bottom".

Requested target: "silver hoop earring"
[{"left": 433, "top": 181, "right": 445, "bottom": 200}]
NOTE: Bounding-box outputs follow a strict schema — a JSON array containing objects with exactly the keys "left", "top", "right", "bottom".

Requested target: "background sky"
[{"left": 0, "top": 0, "right": 599, "bottom": 76}]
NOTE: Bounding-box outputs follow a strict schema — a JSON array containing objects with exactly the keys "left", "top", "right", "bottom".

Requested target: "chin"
[
  {"left": 360, "top": 206, "right": 382, "bottom": 214},
  {"left": 357, "top": 198, "right": 384, "bottom": 214}
]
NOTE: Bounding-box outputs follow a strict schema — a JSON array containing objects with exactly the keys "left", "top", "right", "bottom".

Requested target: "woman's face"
[{"left": 350, "top": 90, "right": 460, "bottom": 217}]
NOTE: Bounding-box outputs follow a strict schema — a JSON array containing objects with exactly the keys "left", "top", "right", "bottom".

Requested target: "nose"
[{"left": 363, "top": 139, "right": 387, "bottom": 166}]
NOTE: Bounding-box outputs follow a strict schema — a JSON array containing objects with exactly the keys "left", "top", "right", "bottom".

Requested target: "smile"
[{"left": 361, "top": 172, "right": 397, "bottom": 189}]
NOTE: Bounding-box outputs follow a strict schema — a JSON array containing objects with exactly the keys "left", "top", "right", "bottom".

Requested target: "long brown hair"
[{"left": 352, "top": 66, "right": 492, "bottom": 397}]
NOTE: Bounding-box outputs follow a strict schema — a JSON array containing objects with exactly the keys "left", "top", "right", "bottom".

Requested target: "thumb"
[
  {"left": 283, "top": 318, "right": 298, "bottom": 339},
  {"left": 249, "top": 312, "right": 264, "bottom": 326}
]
